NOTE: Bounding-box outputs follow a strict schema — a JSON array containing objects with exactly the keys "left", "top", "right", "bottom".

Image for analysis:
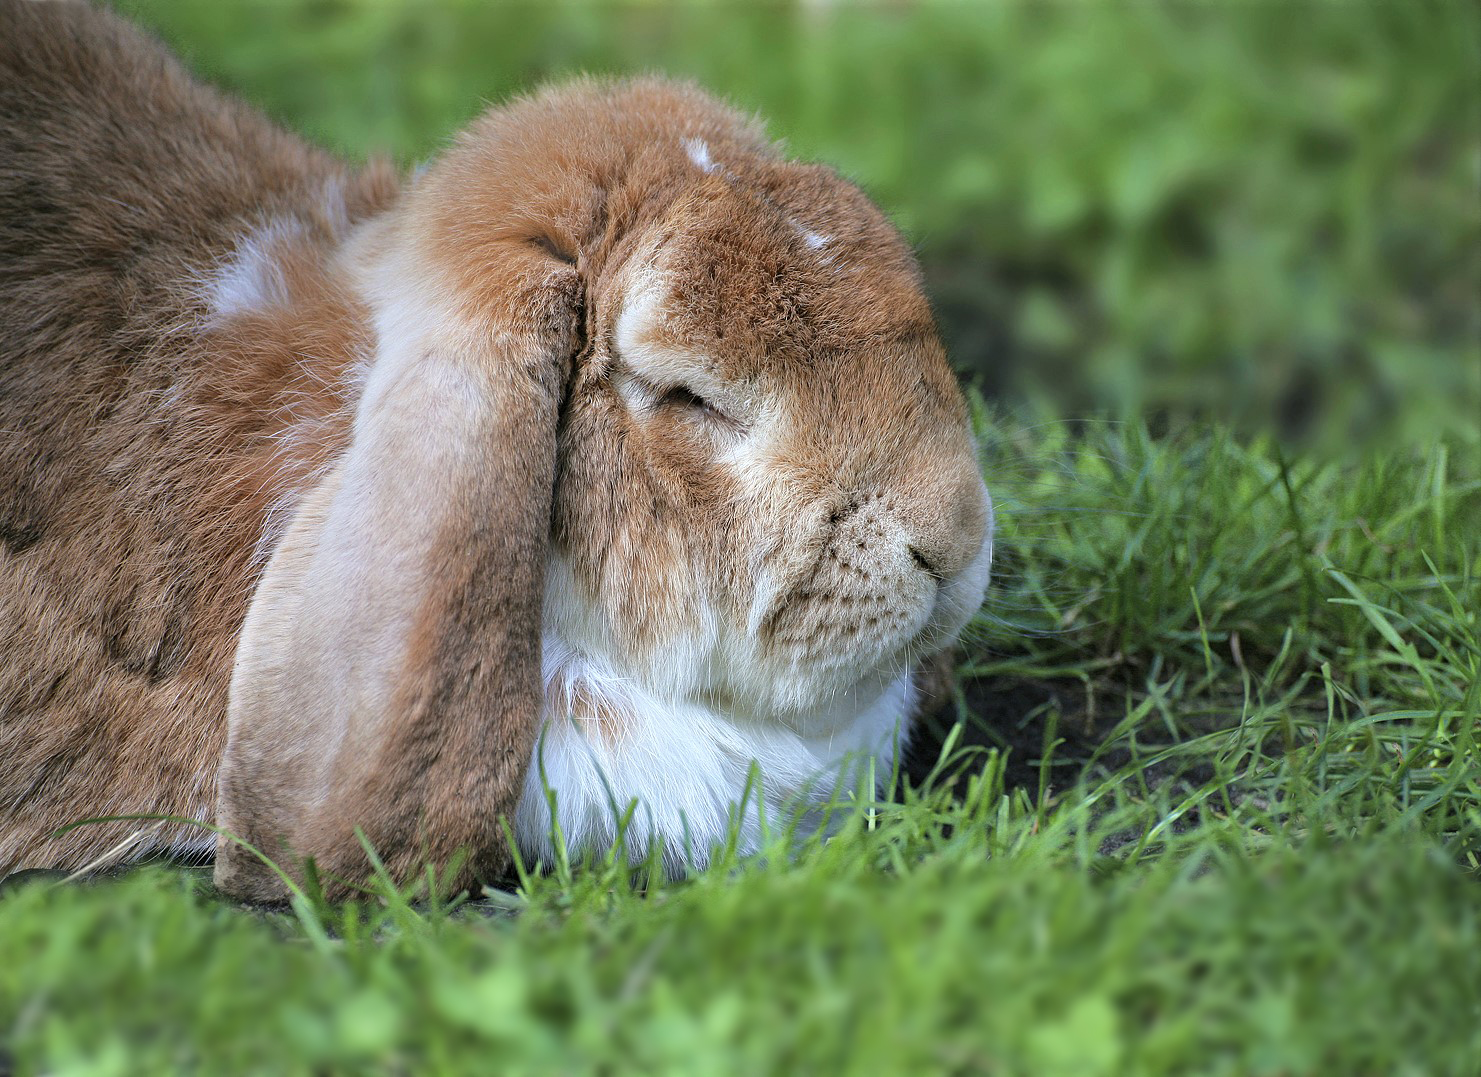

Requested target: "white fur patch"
[
  {"left": 202, "top": 218, "right": 302, "bottom": 322},
  {"left": 514, "top": 633, "right": 912, "bottom": 873},
  {"left": 682, "top": 137, "right": 719, "bottom": 174},
  {"left": 198, "top": 177, "right": 352, "bottom": 326}
]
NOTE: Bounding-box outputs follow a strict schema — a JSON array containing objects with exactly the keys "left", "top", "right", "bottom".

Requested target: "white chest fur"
[{"left": 513, "top": 635, "right": 913, "bottom": 874}]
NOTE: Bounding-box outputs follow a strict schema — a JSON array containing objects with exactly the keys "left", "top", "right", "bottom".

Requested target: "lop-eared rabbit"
[{"left": 0, "top": 1, "right": 992, "bottom": 900}]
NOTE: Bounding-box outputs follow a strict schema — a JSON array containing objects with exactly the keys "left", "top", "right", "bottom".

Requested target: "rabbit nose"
[
  {"left": 902, "top": 471, "right": 992, "bottom": 582},
  {"left": 908, "top": 545, "right": 938, "bottom": 575},
  {"left": 827, "top": 465, "right": 988, "bottom": 586}
]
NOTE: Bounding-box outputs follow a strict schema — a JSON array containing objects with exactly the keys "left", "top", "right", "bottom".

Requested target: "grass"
[
  {"left": 4, "top": 2, "right": 1479, "bottom": 1073},
  {"left": 4, "top": 413, "right": 1478, "bottom": 1074},
  {"left": 966, "top": 404, "right": 1479, "bottom": 845},
  {"left": 5, "top": 808, "right": 1476, "bottom": 1073}
]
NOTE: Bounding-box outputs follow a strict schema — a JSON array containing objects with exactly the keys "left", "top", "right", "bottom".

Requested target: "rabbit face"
[{"left": 544, "top": 145, "right": 993, "bottom": 737}]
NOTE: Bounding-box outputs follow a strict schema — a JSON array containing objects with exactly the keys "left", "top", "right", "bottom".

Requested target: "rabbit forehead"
[
  {"left": 601, "top": 171, "right": 960, "bottom": 417},
  {"left": 610, "top": 251, "right": 965, "bottom": 440}
]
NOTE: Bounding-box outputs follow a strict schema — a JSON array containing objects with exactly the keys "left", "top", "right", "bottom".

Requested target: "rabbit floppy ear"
[{"left": 213, "top": 218, "right": 582, "bottom": 902}]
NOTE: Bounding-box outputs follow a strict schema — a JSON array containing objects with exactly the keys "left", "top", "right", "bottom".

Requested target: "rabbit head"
[{"left": 555, "top": 158, "right": 992, "bottom": 701}]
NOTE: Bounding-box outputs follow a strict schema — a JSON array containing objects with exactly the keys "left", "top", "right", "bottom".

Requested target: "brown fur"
[
  {"left": 0, "top": 0, "right": 396, "bottom": 875},
  {"left": 1, "top": 1, "right": 988, "bottom": 898}
]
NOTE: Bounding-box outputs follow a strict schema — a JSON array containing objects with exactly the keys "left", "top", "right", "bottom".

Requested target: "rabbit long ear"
[{"left": 213, "top": 227, "right": 582, "bottom": 902}]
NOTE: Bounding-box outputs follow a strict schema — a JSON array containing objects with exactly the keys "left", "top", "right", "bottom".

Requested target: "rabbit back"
[{"left": 0, "top": 0, "right": 395, "bottom": 870}]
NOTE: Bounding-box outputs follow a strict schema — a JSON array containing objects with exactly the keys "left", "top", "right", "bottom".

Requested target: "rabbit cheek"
[
  {"left": 547, "top": 470, "right": 704, "bottom": 673},
  {"left": 762, "top": 511, "right": 935, "bottom": 675}
]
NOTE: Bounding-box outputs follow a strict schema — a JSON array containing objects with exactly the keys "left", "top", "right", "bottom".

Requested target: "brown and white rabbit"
[{"left": 0, "top": 0, "right": 993, "bottom": 900}]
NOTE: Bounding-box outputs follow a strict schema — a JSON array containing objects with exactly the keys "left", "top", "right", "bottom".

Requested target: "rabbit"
[{"left": 0, "top": 0, "right": 993, "bottom": 901}]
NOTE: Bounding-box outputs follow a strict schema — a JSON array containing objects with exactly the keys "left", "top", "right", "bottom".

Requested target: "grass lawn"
[{"left": 4, "top": 2, "right": 1480, "bottom": 1074}]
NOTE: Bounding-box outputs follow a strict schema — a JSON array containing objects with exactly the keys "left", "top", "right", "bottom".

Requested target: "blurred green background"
[{"left": 118, "top": 0, "right": 1481, "bottom": 447}]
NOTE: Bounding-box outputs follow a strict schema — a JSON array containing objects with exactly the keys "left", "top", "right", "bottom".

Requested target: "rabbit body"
[
  {"left": 1, "top": 1, "right": 992, "bottom": 896},
  {"left": 0, "top": 0, "right": 396, "bottom": 871}
]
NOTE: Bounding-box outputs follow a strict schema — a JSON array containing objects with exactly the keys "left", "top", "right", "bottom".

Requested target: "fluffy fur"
[{"left": 0, "top": 1, "right": 992, "bottom": 899}]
